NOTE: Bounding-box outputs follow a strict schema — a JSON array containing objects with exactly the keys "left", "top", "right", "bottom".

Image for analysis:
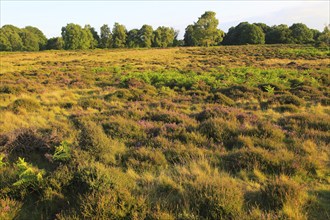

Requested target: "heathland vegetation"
[
  {"left": 1, "top": 11, "right": 329, "bottom": 51},
  {"left": 1, "top": 11, "right": 330, "bottom": 220},
  {"left": 0, "top": 44, "right": 329, "bottom": 219}
]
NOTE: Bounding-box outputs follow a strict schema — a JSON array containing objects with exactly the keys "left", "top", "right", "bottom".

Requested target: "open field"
[{"left": 0, "top": 45, "right": 330, "bottom": 219}]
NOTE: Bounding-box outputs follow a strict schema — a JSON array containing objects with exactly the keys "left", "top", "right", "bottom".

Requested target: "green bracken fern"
[
  {"left": 13, "top": 157, "right": 44, "bottom": 188},
  {"left": 53, "top": 141, "right": 71, "bottom": 162}
]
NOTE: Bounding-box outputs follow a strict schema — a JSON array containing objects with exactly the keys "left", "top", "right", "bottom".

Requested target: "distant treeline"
[{"left": 1, "top": 11, "right": 329, "bottom": 51}]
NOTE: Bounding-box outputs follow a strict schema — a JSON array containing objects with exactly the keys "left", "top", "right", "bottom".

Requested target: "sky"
[{"left": 1, "top": 1, "right": 329, "bottom": 39}]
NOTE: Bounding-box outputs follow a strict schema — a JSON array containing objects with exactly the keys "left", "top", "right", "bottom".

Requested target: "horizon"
[{"left": 1, "top": 1, "right": 329, "bottom": 39}]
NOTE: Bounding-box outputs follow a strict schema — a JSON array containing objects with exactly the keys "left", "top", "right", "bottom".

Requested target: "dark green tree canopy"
[
  {"left": 289, "top": 23, "right": 313, "bottom": 44},
  {"left": 61, "top": 23, "right": 95, "bottom": 50},
  {"left": 24, "top": 26, "right": 47, "bottom": 50},
  {"left": 100, "top": 24, "right": 112, "bottom": 49},
  {"left": 223, "top": 22, "right": 265, "bottom": 45},
  {"left": 265, "top": 24, "right": 292, "bottom": 44},
  {"left": 112, "top": 23, "right": 127, "bottom": 48},
  {"left": 46, "top": 37, "right": 64, "bottom": 50},
  {"left": 0, "top": 25, "right": 23, "bottom": 51},
  {"left": 152, "top": 26, "right": 175, "bottom": 48},
  {"left": 126, "top": 29, "right": 140, "bottom": 48},
  {"left": 138, "top": 25, "right": 153, "bottom": 48},
  {"left": 184, "top": 11, "right": 224, "bottom": 46},
  {"left": 19, "top": 28, "right": 40, "bottom": 51}
]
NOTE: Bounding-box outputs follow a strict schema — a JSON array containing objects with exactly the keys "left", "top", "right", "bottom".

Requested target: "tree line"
[{"left": 1, "top": 11, "right": 329, "bottom": 51}]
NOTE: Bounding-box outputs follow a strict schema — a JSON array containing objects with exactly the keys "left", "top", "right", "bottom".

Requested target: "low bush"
[
  {"left": 260, "top": 176, "right": 304, "bottom": 211},
  {"left": 186, "top": 175, "right": 244, "bottom": 219},
  {"left": 199, "top": 118, "right": 238, "bottom": 148},
  {"left": 9, "top": 98, "right": 41, "bottom": 113}
]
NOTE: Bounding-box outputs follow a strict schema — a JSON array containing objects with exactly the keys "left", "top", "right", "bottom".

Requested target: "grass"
[{"left": 0, "top": 44, "right": 329, "bottom": 219}]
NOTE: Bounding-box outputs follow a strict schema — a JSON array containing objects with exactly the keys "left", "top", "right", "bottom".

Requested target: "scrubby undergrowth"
[{"left": 0, "top": 45, "right": 329, "bottom": 219}]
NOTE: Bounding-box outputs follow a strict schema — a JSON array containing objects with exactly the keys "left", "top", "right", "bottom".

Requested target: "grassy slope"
[{"left": 0, "top": 45, "right": 329, "bottom": 219}]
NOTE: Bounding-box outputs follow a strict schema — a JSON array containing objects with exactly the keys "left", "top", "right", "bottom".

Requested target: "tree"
[
  {"left": 24, "top": 26, "right": 47, "bottom": 50},
  {"left": 184, "top": 25, "right": 197, "bottom": 46},
  {"left": 112, "top": 23, "right": 127, "bottom": 48},
  {"left": 0, "top": 25, "right": 23, "bottom": 51},
  {"left": 100, "top": 24, "right": 112, "bottom": 49},
  {"left": 253, "top": 23, "right": 271, "bottom": 34},
  {"left": 19, "top": 28, "right": 40, "bottom": 51},
  {"left": 61, "top": 23, "right": 94, "bottom": 50},
  {"left": 85, "top": 25, "right": 99, "bottom": 48},
  {"left": 265, "top": 25, "right": 292, "bottom": 44},
  {"left": 316, "top": 25, "right": 330, "bottom": 47},
  {"left": 310, "top": 29, "right": 321, "bottom": 41},
  {"left": 0, "top": 31, "right": 12, "bottom": 51},
  {"left": 289, "top": 23, "right": 313, "bottom": 44},
  {"left": 83, "top": 25, "right": 97, "bottom": 49},
  {"left": 152, "top": 26, "right": 175, "bottom": 48},
  {"left": 138, "top": 25, "right": 153, "bottom": 48},
  {"left": 223, "top": 22, "right": 265, "bottom": 45},
  {"left": 173, "top": 30, "right": 184, "bottom": 47},
  {"left": 126, "top": 29, "right": 140, "bottom": 48},
  {"left": 61, "top": 23, "right": 83, "bottom": 50},
  {"left": 193, "top": 11, "right": 224, "bottom": 46},
  {"left": 239, "top": 23, "right": 265, "bottom": 44},
  {"left": 46, "top": 37, "right": 64, "bottom": 50}
]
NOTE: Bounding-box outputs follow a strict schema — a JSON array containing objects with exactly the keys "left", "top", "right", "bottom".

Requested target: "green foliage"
[
  {"left": 223, "top": 22, "right": 265, "bottom": 45},
  {"left": 46, "top": 37, "right": 64, "bottom": 50},
  {"left": 0, "top": 25, "right": 23, "bottom": 51},
  {"left": 138, "top": 24, "right": 153, "bottom": 48},
  {"left": 0, "top": 45, "right": 329, "bottom": 219},
  {"left": 185, "top": 11, "right": 224, "bottom": 46},
  {"left": 13, "top": 157, "right": 45, "bottom": 189},
  {"left": 53, "top": 141, "right": 71, "bottom": 162},
  {"left": 112, "top": 23, "right": 127, "bottom": 48},
  {"left": 0, "top": 154, "right": 6, "bottom": 168},
  {"left": 266, "top": 24, "right": 292, "bottom": 44},
  {"left": 99, "top": 24, "right": 112, "bottom": 48},
  {"left": 289, "top": 23, "right": 314, "bottom": 44},
  {"left": 61, "top": 23, "right": 95, "bottom": 50},
  {"left": 24, "top": 26, "right": 47, "bottom": 50},
  {"left": 152, "top": 26, "right": 176, "bottom": 48}
]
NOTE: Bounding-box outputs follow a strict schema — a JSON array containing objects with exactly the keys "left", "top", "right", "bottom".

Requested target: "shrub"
[
  {"left": 211, "top": 92, "right": 235, "bottom": 106},
  {"left": 274, "top": 104, "right": 299, "bottom": 113},
  {"left": 222, "top": 147, "right": 301, "bottom": 175},
  {"left": 199, "top": 118, "right": 238, "bottom": 148},
  {"left": 147, "top": 111, "right": 183, "bottom": 124},
  {"left": 186, "top": 175, "right": 243, "bottom": 219},
  {"left": 221, "top": 85, "right": 262, "bottom": 100},
  {"left": 260, "top": 176, "right": 304, "bottom": 211},
  {"left": 78, "top": 119, "right": 125, "bottom": 164},
  {"left": 122, "top": 147, "right": 167, "bottom": 172},
  {"left": 78, "top": 98, "right": 104, "bottom": 111},
  {"left": 102, "top": 116, "right": 146, "bottom": 143},
  {"left": 12, "top": 157, "right": 45, "bottom": 197},
  {"left": 0, "top": 197, "right": 23, "bottom": 220},
  {"left": 52, "top": 141, "right": 71, "bottom": 162},
  {"left": 0, "top": 153, "right": 6, "bottom": 168},
  {"left": 0, "top": 85, "right": 23, "bottom": 94},
  {"left": 268, "top": 94, "right": 305, "bottom": 107},
  {"left": 9, "top": 98, "right": 41, "bottom": 113}
]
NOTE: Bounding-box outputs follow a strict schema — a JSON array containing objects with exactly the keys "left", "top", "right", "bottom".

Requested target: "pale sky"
[{"left": 1, "top": 1, "right": 329, "bottom": 39}]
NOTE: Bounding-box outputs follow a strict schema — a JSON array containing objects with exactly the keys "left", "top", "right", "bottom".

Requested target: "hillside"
[{"left": 0, "top": 45, "right": 329, "bottom": 219}]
